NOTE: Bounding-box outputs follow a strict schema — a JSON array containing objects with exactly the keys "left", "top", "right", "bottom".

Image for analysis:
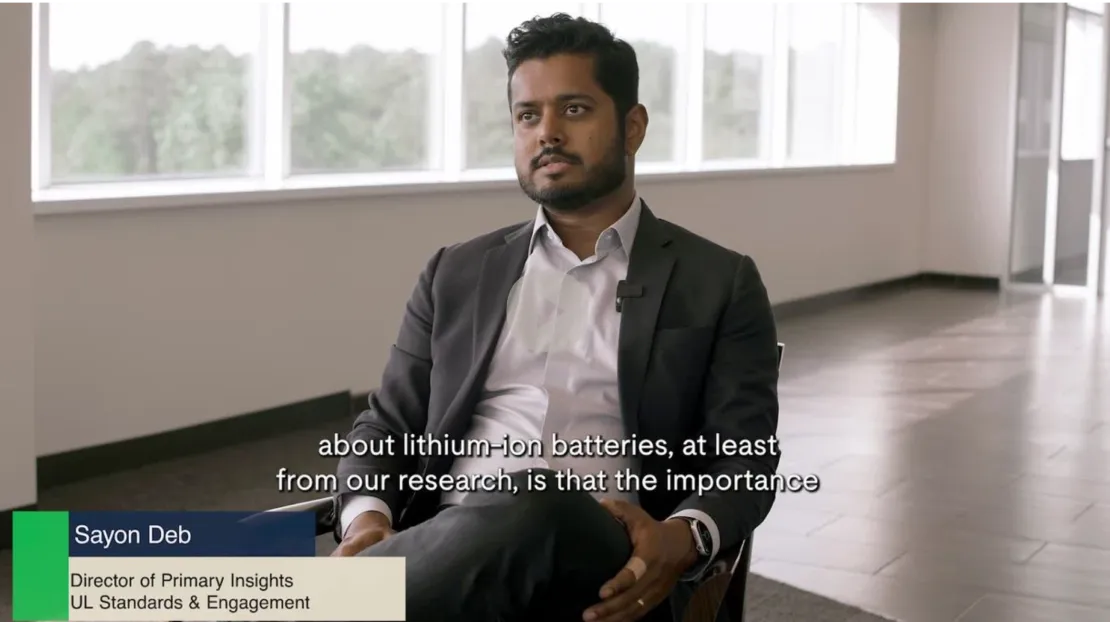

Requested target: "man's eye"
[
  {"left": 566, "top": 105, "right": 583, "bottom": 115},
  {"left": 519, "top": 112, "right": 537, "bottom": 122}
]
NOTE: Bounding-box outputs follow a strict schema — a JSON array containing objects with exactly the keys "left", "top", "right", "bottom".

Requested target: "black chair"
[
  {"left": 257, "top": 495, "right": 746, "bottom": 622},
  {"left": 257, "top": 342, "right": 784, "bottom": 622}
]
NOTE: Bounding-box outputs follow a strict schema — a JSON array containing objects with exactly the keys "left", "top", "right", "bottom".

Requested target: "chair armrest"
[
  {"left": 240, "top": 496, "right": 337, "bottom": 537},
  {"left": 680, "top": 537, "right": 752, "bottom": 622},
  {"left": 266, "top": 496, "right": 336, "bottom": 515}
]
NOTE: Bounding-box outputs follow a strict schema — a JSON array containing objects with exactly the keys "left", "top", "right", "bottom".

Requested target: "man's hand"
[
  {"left": 583, "top": 499, "right": 698, "bottom": 622},
  {"left": 330, "top": 511, "right": 395, "bottom": 557}
]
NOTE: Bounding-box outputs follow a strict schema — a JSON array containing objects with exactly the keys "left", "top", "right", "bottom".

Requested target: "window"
[
  {"left": 288, "top": 3, "right": 441, "bottom": 174},
  {"left": 597, "top": 3, "right": 685, "bottom": 163},
  {"left": 33, "top": 3, "right": 901, "bottom": 203},
  {"left": 1060, "top": 4, "right": 1104, "bottom": 161},
  {"left": 1068, "top": 1, "right": 1106, "bottom": 14},
  {"left": 1014, "top": 4, "right": 1057, "bottom": 157},
  {"left": 45, "top": 2, "right": 257, "bottom": 184},
  {"left": 463, "top": 2, "right": 577, "bottom": 170},
  {"left": 703, "top": 3, "right": 775, "bottom": 162},
  {"left": 787, "top": 3, "right": 846, "bottom": 164}
]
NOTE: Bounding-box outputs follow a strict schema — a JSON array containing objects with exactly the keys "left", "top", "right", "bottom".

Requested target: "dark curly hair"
[{"left": 502, "top": 13, "right": 639, "bottom": 124}]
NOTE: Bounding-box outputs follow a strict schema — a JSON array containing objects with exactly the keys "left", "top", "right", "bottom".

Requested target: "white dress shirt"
[{"left": 342, "top": 194, "right": 720, "bottom": 570}]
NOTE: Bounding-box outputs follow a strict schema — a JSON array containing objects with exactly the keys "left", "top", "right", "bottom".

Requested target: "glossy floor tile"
[
  {"left": 11, "top": 282, "right": 1108, "bottom": 622},
  {"left": 954, "top": 593, "right": 1110, "bottom": 622},
  {"left": 758, "top": 286, "right": 1110, "bottom": 621}
]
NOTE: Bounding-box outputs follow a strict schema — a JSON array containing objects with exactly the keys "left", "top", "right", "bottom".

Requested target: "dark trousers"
[{"left": 357, "top": 469, "right": 678, "bottom": 622}]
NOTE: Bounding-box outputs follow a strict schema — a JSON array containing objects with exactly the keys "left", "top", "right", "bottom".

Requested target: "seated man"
[{"left": 331, "top": 13, "right": 781, "bottom": 622}]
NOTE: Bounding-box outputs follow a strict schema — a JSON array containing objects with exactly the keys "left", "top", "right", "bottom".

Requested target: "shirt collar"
[{"left": 530, "top": 192, "right": 643, "bottom": 256}]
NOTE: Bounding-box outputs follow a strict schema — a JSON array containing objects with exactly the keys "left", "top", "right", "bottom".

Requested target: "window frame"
[{"left": 31, "top": 1, "right": 898, "bottom": 213}]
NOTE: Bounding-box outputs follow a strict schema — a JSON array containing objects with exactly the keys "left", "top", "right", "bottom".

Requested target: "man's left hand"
[{"left": 583, "top": 499, "right": 698, "bottom": 622}]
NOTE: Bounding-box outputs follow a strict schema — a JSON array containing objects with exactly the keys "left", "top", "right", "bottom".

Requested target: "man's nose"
[{"left": 537, "top": 113, "right": 565, "bottom": 146}]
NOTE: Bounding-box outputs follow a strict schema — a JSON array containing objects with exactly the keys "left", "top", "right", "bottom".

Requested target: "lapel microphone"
[{"left": 615, "top": 280, "right": 644, "bottom": 313}]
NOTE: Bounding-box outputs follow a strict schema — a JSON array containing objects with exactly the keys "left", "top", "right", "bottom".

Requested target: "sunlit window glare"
[{"left": 37, "top": 2, "right": 901, "bottom": 194}]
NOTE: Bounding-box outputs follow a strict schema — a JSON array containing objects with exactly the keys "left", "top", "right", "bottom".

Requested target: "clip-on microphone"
[{"left": 615, "top": 280, "right": 644, "bottom": 313}]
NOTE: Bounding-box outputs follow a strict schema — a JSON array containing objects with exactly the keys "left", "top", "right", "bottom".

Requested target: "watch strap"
[{"left": 683, "top": 517, "right": 712, "bottom": 558}]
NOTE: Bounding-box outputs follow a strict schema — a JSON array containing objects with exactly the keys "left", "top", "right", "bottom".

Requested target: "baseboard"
[
  {"left": 917, "top": 272, "right": 1001, "bottom": 290},
  {"left": 37, "top": 391, "right": 354, "bottom": 489},
  {"left": 771, "top": 274, "right": 920, "bottom": 321},
  {"left": 1, "top": 503, "right": 37, "bottom": 550},
  {"left": 771, "top": 271, "right": 999, "bottom": 321},
  {"left": 351, "top": 391, "right": 371, "bottom": 414}
]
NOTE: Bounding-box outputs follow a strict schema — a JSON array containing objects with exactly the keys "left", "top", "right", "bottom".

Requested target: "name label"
[{"left": 74, "top": 524, "right": 192, "bottom": 549}]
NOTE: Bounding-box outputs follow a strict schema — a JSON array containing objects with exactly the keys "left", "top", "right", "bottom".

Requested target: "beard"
[{"left": 517, "top": 134, "right": 628, "bottom": 213}]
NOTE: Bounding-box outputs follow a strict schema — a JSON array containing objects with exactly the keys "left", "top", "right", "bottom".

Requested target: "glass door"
[
  {"left": 1006, "top": 3, "right": 1058, "bottom": 290},
  {"left": 1056, "top": 3, "right": 1104, "bottom": 289},
  {"left": 1005, "top": 2, "right": 1109, "bottom": 296}
]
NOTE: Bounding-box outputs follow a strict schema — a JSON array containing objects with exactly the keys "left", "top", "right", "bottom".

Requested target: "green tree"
[
  {"left": 627, "top": 40, "right": 675, "bottom": 163},
  {"left": 463, "top": 37, "right": 678, "bottom": 168},
  {"left": 702, "top": 50, "right": 764, "bottom": 160},
  {"left": 464, "top": 38, "right": 515, "bottom": 169},
  {"left": 289, "top": 46, "right": 432, "bottom": 173},
  {"left": 52, "top": 41, "right": 247, "bottom": 182},
  {"left": 49, "top": 38, "right": 762, "bottom": 181}
]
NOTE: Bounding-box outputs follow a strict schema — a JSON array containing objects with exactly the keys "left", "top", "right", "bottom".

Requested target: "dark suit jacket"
[{"left": 336, "top": 201, "right": 781, "bottom": 558}]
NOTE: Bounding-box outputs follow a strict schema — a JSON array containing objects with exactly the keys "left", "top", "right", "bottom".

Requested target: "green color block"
[{"left": 13, "top": 511, "right": 69, "bottom": 621}]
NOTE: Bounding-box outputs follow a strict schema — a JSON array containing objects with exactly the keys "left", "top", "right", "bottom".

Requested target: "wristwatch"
[{"left": 681, "top": 517, "right": 712, "bottom": 561}]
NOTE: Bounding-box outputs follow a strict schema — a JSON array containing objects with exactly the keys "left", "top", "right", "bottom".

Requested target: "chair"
[
  {"left": 256, "top": 342, "right": 783, "bottom": 622},
  {"left": 257, "top": 495, "right": 746, "bottom": 621}
]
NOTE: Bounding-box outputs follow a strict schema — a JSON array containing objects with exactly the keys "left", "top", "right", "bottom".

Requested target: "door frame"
[
  {"left": 1091, "top": 6, "right": 1110, "bottom": 296},
  {"left": 1002, "top": 2, "right": 1110, "bottom": 297}
]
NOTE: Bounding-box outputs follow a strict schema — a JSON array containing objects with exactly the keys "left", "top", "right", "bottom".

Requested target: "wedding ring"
[{"left": 637, "top": 598, "right": 645, "bottom": 608}]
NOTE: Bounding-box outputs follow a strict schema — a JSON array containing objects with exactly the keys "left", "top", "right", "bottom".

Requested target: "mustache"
[{"left": 531, "top": 147, "right": 581, "bottom": 170}]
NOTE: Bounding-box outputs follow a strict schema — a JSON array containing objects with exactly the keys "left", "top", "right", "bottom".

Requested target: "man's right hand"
[{"left": 331, "top": 511, "right": 395, "bottom": 557}]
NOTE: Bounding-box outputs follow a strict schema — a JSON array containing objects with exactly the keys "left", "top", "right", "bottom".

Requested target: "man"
[{"left": 331, "top": 13, "right": 780, "bottom": 622}]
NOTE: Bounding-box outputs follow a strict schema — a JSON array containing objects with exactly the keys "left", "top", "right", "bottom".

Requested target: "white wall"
[
  {"left": 28, "top": 5, "right": 937, "bottom": 456},
  {"left": 925, "top": 3, "right": 1020, "bottom": 277},
  {"left": 928, "top": 2, "right": 1098, "bottom": 280},
  {"left": 0, "top": 4, "right": 38, "bottom": 510}
]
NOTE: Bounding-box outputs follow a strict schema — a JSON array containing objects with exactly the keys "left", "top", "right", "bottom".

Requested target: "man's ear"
[{"left": 624, "top": 104, "right": 648, "bottom": 155}]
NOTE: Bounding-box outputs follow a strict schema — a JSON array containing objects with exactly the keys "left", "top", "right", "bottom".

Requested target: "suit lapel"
[
  {"left": 436, "top": 222, "right": 533, "bottom": 444},
  {"left": 618, "top": 203, "right": 675, "bottom": 437},
  {"left": 433, "top": 207, "right": 674, "bottom": 454}
]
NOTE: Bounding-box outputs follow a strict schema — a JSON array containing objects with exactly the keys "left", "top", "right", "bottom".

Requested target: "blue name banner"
[{"left": 68, "top": 511, "right": 318, "bottom": 557}]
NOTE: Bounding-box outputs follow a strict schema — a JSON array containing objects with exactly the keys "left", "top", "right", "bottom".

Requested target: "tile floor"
[
  {"left": 4, "top": 283, "right": 1108, "bottom": 622},
  {"left": 755, "top": 285, "right": 1110, "bottom": 621}
]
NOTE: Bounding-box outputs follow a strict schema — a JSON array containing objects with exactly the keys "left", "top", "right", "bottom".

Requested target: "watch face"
[{"left": 690, "top": 520, "right": 711, "bottom": 556}]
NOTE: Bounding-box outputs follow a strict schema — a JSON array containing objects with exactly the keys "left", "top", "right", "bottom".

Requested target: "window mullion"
[
  {"left": 683, "top": 3, "right": 705, "bottom": 170},
  {"left": 32, "top": 2, "right": 51, "bottom": 190},
  {"left": 255, "top": 2, "right": 287, "bottom": 185},
  {"left": 839, "top": 4, "right": 860, "bottom": 165}
]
